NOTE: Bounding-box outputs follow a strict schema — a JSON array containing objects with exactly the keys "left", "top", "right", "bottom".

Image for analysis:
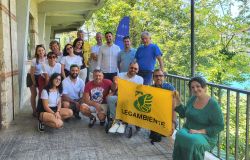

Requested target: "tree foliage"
[{"left": 86, "top": 0, "right": 250, "bottom": 85}]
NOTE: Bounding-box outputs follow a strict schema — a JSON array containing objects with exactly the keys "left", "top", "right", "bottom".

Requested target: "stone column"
[{"left": 0, "top": 0, "right": 19, "bottom": 127}]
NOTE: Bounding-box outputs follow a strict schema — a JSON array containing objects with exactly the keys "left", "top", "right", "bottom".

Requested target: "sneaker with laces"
[
  {"left": 38, "top": 121, "right": 45, "bottom": 132},
  {"left": 88, "top": 117, "right": 96, "bottom": 128},
  {"left": 108, "top": 122, "right": 120, "bottom": 133},
  {"left": 117, "top": 123, "right": 126, "bottom": 133}
]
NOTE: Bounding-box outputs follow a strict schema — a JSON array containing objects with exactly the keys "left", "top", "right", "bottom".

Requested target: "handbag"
[{"left": 26, "top": 73, "right": 33, "bottom": 87}]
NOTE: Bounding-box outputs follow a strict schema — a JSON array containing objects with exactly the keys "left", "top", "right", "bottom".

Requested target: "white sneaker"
[
  {"left": 108, "top": 122, "right": 120, "bottom": 133},
  {"left": 117, "top": 123, "right": 126, "bottom": 133}
]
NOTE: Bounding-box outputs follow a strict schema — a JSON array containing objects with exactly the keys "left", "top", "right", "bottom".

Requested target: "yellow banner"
[{"left": 116, "top": 78, "right": 173, "bottom": 136}]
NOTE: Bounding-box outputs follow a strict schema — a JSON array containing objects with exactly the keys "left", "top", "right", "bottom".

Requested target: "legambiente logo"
[{"left": 134, "top": 91, "right": 153, "bottom": 113}]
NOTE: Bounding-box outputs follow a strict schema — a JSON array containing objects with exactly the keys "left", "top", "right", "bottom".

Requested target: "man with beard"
[
  {"left": 149, "top": 69, "right": 176, "bottom": 144},
  {"left": 107, "top": 62, "right": 144, "bottom": 133},
  {"left": 96, "top": 31, "right": 121, "bottom": 81},
  {"left": 82, "top": 69, "right": 113, "bottom": 128},
  {"left": 118, "top": 36, "right": 136, "bottom": 72},
  {"left": 62, "top": 65, "right": 85, "bottom": 119}
]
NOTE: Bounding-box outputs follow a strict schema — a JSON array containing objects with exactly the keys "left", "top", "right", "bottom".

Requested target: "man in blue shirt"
[
  {"left": 135, "top": 31, "right": 164, "bottom": 85},
  {"left": 118, "top": 36, "right": 136, "bottom": 72}
]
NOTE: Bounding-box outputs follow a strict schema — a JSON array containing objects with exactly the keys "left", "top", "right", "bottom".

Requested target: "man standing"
[
  {"left": 49, "top": 40, "right": 63, "bottom": 63},
  {"left": 107, "top": 62, "right": 143, "bottom": 133},
  {"left": 97, "top": 31, "right": 121, "bottom": 81},
  {"left": 135, "top": 31, "right": 164, "bottom": 85},
  {"left": 89, "top": 32, "right": 103, "bottom": 80},
  {"left": 150, "top": 69, "right": 176, "bottom": 144},
  {"left": 61, "top": 65, "right": 85, "bottom": 119},
  {"left": 118, "top": 36, "right": 136, "bottom": 72},
  {"left": 83, "top": 69, "right": 113, "bottom": 127}
]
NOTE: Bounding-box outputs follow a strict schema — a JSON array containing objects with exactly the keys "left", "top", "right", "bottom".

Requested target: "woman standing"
[
  {"left": 38, "top": 73, "right": 73, "bottom": 132},
  {"left": 61, "top": 44, "right": 82, "bottom": 79},
  {"left": 73, "top": 38, "right": 87, "bottom": 83},
  {"left": 172, "top": 77, "right": 224, "bottom": 160},
  {"left": 29, "top": 44, "right": 46, "bottom": 117}
]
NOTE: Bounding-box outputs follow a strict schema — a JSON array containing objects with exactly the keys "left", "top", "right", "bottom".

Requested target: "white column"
[
  {"left": 16, "top": 0, "right": 30, "bottom": 108},
  {"left": 38, "top": 12, "right": 46, "bottom": 44}
]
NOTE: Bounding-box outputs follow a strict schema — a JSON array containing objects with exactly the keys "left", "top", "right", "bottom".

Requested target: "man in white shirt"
[
  {"left": 107, "top": 62, "right": 144, "bottom": 133},
  {"left": 97, "top": 31, "right": 121, "bottom": 81},
  {"left": 89, "top": 32, "right": 103, "bottom": 80},
  {"left": 62, "top": 65, "right": 85, "bottom": 119}
]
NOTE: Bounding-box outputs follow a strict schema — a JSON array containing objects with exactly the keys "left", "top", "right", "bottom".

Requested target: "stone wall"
[{"left": 0, "top": 0, "right": 19, "bottom": 128}]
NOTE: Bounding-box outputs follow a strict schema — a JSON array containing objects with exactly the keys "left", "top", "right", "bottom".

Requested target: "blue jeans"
[
  {"left": 138, "top": 70, "right": 153, "bottom": 85},
  {"left": 106, "top": 95, "right": 118, "bottom": 119}
]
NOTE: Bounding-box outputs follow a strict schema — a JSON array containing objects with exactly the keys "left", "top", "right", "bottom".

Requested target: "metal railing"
[{"left": 165, "top": 74, "right": 249, "bottom": 160}]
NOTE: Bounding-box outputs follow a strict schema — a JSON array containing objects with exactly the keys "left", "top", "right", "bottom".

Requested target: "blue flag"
[{"left": 115, "top": 16, "right": 130, "bottom": 50}]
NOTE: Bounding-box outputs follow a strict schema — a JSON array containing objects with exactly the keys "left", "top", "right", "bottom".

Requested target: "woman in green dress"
[{"left": 172, "top": 77, "right": 224, "bottom": 160}]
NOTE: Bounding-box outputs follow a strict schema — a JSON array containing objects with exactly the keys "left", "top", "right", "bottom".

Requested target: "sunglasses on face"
[
  {"left": 48, "top": 56, "right": 56, "bottom": 59},
  {"left": 66, "top": 46, "right": 73, "bottom": 50},
  {"left": 153, "top": 75, "right": 164, "bottom": 78}
]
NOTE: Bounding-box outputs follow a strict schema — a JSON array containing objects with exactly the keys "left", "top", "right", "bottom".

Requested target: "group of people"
[{"left": 28, "top": 30, "right": 224, "bottom": 160}]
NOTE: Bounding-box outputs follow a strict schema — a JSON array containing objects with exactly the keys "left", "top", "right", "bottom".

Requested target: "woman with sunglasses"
[
  {"left": 42, "top": 52, "right": 61, "bottom": 85},
  {"left": 38, "top": 73, "right": 73, "bottom": 132},
  {"left": 73, "top": 38, "right": 87, "bottom": 83},
  {"left": 61, "top": 44, "right": 82, "bottom": 79},
  {"left": 29, "top": 44, "right": 47, "bottom": 117}
]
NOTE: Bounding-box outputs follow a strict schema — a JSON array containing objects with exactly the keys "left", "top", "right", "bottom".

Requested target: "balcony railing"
[{"left": 165, "top": 74, "right": 249, "bottom": 160}]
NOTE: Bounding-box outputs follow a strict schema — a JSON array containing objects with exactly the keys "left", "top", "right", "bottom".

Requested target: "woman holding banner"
[{"left": 172, "top": 77, "right": 224, "bottom": 160}]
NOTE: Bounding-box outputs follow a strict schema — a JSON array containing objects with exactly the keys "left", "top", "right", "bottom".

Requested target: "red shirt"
[{"left": 84, "top": 79, "right": 112, "bottom": 104}]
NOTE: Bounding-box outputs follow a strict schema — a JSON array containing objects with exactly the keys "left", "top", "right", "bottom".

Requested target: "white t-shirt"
[
  {"left": 62, "top": 77, "right": 85, "bottom": 100},
  {"left": 97, "top": 44, "right": 121, "bottom": 73},
  {"left": 89, "top": 45, "right": 102, "bottom": 72},
  {"left": 31, "top": 58, "right": 47, "bottom": 75},
  {"left": 42, "top": 63, "right": 61, "bottom": 77},
  {"left": 118, "top": 72, "right": 144, "bottom": 84},
  {"left": 41, "top": 89, "right": 61, "bottom": 108},
  {"left": 60, "top": 55, "right": 82, "bottom": 71}
]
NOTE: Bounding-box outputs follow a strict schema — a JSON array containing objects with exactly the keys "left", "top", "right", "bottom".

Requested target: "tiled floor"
[{"left": 0, "top": 106, "right": 173, "bottom": 160}]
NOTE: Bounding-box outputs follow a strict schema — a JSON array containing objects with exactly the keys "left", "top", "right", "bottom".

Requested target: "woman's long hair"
[
  {"left": 35, "top": 44, "right": 46, "bottom": 64},
  {"left": 44, "top": 73, "right": 63, "bottom": 94},
  {"left": 72, "top": 38, "right": 83, "bottom": 49},
  {"left": 63, "top": 44, "right": 73, "bottom": 56}
]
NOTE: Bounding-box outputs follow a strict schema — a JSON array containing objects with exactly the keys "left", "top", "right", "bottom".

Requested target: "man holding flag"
[
  {"left": 149, "top": 69, "right": 176, "bottom": 144},
  {"left": 107, "top": 62, "right": 143, "bottom": 133},
  {"left": 115, "top": 68, "right": 176, "bottom": 139}
]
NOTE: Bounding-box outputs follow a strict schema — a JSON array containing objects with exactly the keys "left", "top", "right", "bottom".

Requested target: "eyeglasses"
[
  {"left": 129, "top": 67, "right": 138, "bottom": 70},
  {"left": 48, "top": 56, "right": 56, "bottom": 59},
  {"left": 153, "top": 75, "right": 164, "bottom": 78},
  {"left": 66, "top": 46, "right": 73, "bottom": 50}
]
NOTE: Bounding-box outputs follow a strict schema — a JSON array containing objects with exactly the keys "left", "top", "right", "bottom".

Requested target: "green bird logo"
[{"left": 134, "top": 91, "right": 153, "bottom": 113}]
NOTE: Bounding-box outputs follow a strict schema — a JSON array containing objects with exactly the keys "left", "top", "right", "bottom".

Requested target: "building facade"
[{"left": 0, "top": 0, "right": 104, "bottom": 128}]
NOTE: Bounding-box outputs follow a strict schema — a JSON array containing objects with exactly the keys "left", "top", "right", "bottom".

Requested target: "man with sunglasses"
[
  {"left": 107, "top": 62, "right": 143, "bottom": 133},
  {"left": 149, "top": 69, "right": 176, "bottom": 144}
]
